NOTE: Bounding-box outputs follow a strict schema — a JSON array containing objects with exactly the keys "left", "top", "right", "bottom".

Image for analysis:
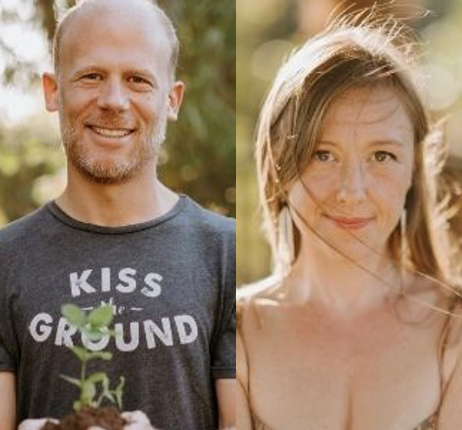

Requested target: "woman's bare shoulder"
[
  {"left": 403, "top": 274, "right": 460, "bottom": 317},
  {"left": 237, "top": 274, "right": 284, "bottom": 324},
  {"left": 237, "top": 275, "right": 284, "bottom": 392}
]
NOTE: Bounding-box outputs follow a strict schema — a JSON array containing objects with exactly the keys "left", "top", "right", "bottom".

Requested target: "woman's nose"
[{"left": 336, "top": 162, "right": 367, "bottom": 204}]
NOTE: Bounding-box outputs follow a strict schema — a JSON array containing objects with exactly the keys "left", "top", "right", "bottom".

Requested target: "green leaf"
[
  {"left": 107, "top": 328, "right": 118, "bottom": 337},
  {"left": 62, "top": 304, "right": 86, "bottom": 328},
  {"left": 82, "top": 327, "right": 105, "bottom": 342},
  {"left": 81, "top": 380, "right": 97, "bottom": 405},
  {"left": 88, "top": 306, "right": 114, "bottom": 329},
  {"left": 60, "top": 374, "right": 81, "bottom": 388},
  {"left": 101, "top": 376, "right": 110, "bottom": 392},
  {"left": 87, "top": 351, "right": 112, "bottom": 361},
  {"left": 70, "top": 346, "right": 89, "bottom": 362},
  {"left": 114, "top": 376, "right": 125, "bottom": 409},
  {"left": 73, "top": 400, "right": 82, "bottom": 412},
  {"left": 104, "top": 391, "right": 115, "bottom": 403},
  {"left": 88, "top": 372, "right": 108, "bottom": 384}
]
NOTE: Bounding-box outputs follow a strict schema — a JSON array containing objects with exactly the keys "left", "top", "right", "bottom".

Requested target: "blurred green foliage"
[
  {"left": 0, "top": 0, "right": 235, "bottom": 226},
  {"left": 0, "top": 117, "right": 63, "bottom": 224},
  {"left": 160, "top": 0, "right": 236, "bottom": 216},
  {"left": 237, "top": 0, "right": 296, "bottom": 286}
]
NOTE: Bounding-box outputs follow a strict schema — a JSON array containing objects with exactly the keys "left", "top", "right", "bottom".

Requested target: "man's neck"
[{"left": 56, "top": 165, "right": 179, "bottom": 227}]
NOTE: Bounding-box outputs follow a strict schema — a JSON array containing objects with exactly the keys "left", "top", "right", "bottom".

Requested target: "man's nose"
[
  {"left": 336, "top": 162, "right": 367, "bottom": 203},
  {"left": 97, "top": 78, "right": 129, "bottom": 112}
]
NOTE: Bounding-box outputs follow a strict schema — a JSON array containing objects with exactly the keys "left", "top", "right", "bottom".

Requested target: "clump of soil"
[{"left": 41, "top": 406, "right": 125, "bottom": 430}]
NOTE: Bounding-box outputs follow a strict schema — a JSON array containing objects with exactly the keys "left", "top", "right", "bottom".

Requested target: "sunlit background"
[
  {"left": 0, "top": 0, "right": 236, "bottom": 226},
  {"left": 237, "top": 0, "right": 462, "bottom": 285}
]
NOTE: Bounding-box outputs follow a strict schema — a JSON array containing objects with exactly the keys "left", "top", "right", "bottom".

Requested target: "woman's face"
[{"left": 288, "top": 85, "right": 415, "bottom": 262}]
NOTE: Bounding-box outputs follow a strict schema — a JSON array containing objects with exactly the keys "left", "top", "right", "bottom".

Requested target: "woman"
[{"left": 237, "top": 9, "right": 462, "bottom": 430}]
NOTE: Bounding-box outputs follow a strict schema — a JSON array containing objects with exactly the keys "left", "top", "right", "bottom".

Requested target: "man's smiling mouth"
[{"left": 87, "top": 126, "right": 135, "bottom": 138}]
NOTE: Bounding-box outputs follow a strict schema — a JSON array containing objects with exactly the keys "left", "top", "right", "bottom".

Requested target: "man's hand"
[
  {"left": 215, "top": 379, "right": 236, "bottom": 429},
  {"left": 18, "top": 418, "right": 58, "bottom": 430},
  {"left": 0, "top": 371, "right": 16, "bottom": 430},
  {"left": 121, "top": 411, "right": 160, "bottom": 430},
  {"left": 18, "top": 411, "right": 158, "bottom": 430}
]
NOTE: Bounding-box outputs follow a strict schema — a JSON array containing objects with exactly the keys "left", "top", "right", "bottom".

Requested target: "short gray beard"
[{"left": 61, "top": 112, "right": 167, "bottom": 185}]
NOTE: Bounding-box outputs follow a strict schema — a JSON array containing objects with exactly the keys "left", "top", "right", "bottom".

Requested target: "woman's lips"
[{"left": 324, "top": 214, "right": 374, "bottom": 230}]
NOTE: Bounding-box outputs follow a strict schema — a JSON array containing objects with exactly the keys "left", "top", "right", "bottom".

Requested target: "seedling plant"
[{"left": 60, "top": 304, "right": 125, "bottom": 412}]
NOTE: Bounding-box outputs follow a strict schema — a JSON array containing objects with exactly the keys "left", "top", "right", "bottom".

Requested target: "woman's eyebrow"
[
  {"left": 317, "top": 139, "right": 407, "bottom": 148},
  {"left": 316, "top": 140, "right": 339, "bottom": 146},
  {"left": 368, "top": 139, "right": 407, "bottom": 148}
]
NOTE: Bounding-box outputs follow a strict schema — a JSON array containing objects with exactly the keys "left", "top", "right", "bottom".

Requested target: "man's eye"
[
  {"left": 82, "top": 73, "right": 101, "bottom": 80},
  {"left": 129, "top": 76, "right": 149, "bottom": 85},
  {"left": 312, "top": 150, "right": 335, "bottom": 163},
  {"left": 373, "top": 151, "right": 396, "bottom": 163}
]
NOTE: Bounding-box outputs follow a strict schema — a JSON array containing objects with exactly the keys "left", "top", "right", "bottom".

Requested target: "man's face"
[{"left": 44, "top": 9, "right": 183, "bottom": 184}]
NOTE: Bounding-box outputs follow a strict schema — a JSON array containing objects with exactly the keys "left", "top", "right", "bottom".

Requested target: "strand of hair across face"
[
  {"left": 262, "top": 131, "right": 462, "bottom": 316},
  {"left": 288, "top": 196, "right": 462, "bottom": 317},
  {"left": 291, "top": 144, "right": 462, "bottom": 298}
]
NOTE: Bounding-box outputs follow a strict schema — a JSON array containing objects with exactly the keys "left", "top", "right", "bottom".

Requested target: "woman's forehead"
[{"left": 320, "top": 86, "right": 415, "bottom": 143}]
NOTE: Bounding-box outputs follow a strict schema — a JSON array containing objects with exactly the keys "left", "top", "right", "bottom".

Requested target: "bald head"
[{"left": 52, "top": 0, "right": 179, "bottom": 79}]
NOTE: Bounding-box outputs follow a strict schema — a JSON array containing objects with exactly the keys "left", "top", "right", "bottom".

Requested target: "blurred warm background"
[
  {"left": 0, "top": 0, "right": 236, "bottom": 225},
  {"left": 237, "top": 0, "right": 462, "bottom": 285}
]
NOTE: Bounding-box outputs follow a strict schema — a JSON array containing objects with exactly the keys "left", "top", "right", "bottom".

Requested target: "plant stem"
[
  {"left": 95, "top": 390, "right": 105, "bottom": 407},
  {"left": 80, "top": 358, "right": 87, "bottom": 407}
]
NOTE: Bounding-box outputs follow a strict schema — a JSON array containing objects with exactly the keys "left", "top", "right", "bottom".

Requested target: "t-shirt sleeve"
[
  {"left": 210, "top": 225, "right": 236, "bottom": 379},
  {"left": 210, "top": 301, "right": 236, "bottom": 379},
  {"left": 0, "top": 281, "right": 17, "bottom": 372},
  {"left": 0, "top": 338, "right": 15, "bottom": 372}
]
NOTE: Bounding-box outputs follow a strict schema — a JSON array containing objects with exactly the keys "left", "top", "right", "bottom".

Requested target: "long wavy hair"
[{"left": 239, "top": 8, "right": 461, "bottom": 301}]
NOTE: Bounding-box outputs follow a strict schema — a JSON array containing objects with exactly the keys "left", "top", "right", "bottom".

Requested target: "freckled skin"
[{"left": 288, "top": 86, "right": 415, "bottom": 262}]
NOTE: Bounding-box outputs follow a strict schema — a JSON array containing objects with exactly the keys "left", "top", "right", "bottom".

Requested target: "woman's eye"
[
  {"left": 313, "top": 150, "right": 335, "bottom": 163},
  {"left": 373, "top": 151, "right": 396, "bottom": 163}
]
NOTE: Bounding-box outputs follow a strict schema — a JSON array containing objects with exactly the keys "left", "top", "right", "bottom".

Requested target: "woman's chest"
[{"left": 245, "top": 308, "right": 444, "bottom": 430}]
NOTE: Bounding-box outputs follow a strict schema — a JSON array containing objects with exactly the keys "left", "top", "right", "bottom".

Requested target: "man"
[{"left": 0, "top": 0, "right": 236, "bottom": 429}]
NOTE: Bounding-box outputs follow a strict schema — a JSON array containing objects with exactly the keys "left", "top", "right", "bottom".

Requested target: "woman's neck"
[{"left": 284, "top": 244, "right": 401, "bottom": 317}]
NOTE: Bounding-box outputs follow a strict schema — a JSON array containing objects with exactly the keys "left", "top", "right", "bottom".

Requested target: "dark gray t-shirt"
[{"left": 0, "top": 195, "right": 236, "bottom": 429}]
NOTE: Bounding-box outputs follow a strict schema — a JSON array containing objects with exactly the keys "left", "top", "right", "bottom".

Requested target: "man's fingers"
[
  {"left": 18, "top": 418, "right": 58, "bottom": 430},
  {"left": 121, "top": 410, "right": 150, "bottom": 423},
  {"left": 121, "top": 410, "right": 156, "bottom": 430}
]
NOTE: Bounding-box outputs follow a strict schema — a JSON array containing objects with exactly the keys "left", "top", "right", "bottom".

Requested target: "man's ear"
[
  {"left": 42, "top": 73, "right": 59, "bottom": 112},
  {"left": 167, "top": 80, "right": 185, "bottom": 121}
]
